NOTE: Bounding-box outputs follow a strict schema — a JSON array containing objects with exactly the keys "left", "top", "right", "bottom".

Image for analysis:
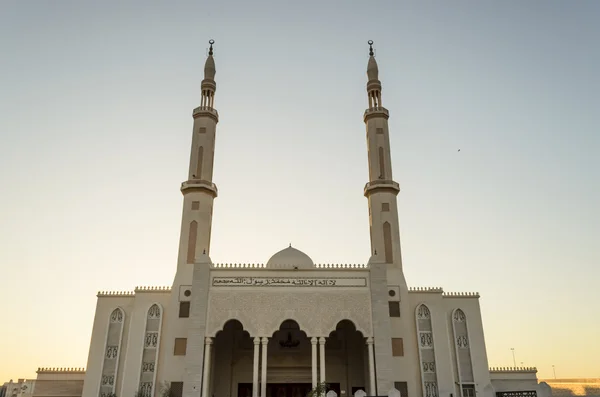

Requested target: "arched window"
[
  {"left": 452, "top": 309, "right": 475, "bottom": 395},
  {"left": 415, "top": 304, "right": 439, "bottom": 397},
  {"left": 139, "top": 304, "right": 163, "bottom": 397},
  {"left": 99, "top": 308, "right": 125, "bottom": 397}
]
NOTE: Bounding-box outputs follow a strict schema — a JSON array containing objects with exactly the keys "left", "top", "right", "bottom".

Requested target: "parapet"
[
  {"left": 408, "top": 287, "right": 444, "bottom": 293},
  {"left": 97, "top": 286, "right": 171, "bottom": 297},
  {"left": 36, "top": 367, "right": 86, "bottom": 374},
  {"left": 134, "top": 286, "right": 171, "bottom": 293},
  {"left": 211, "top": 263, "right": 368, "bottom": 269},
  {"left": 489, "top": 367, "right": 538, "bottom": 373},
  {"left": 442, "top": 291, "right": 480, "bottom": 298},
  {"left": 97, "top": 291, "right": 134, "bottom": 297}
]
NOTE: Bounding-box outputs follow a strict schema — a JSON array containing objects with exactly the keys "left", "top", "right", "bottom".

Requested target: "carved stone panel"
[{"left": 207, "top": 291, "right": 373, "bottom": 337}]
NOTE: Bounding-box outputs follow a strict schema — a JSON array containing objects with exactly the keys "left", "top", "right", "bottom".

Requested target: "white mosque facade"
[{"left": 81, "top": 41, "right": 550, "bottom": 397}]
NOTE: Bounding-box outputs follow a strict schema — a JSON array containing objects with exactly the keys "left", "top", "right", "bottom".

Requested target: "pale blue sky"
[{"left": 1, "top": 0, "right": 598, "bottom": 381}]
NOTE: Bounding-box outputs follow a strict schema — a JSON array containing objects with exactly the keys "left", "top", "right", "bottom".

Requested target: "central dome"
[{"left": 266, "top": 245, "right": 314, "bottom": 269}]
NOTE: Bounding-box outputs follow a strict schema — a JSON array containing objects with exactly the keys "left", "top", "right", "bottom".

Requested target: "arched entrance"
[
  {"left": 211, "top": 320, "right": 254, "bottom": 397},
  {"left": 324, "top": 320, "right": 367, "bottom": 396},
  {"left": 265, "top": 320, "right": 312, "bottom": 397}
]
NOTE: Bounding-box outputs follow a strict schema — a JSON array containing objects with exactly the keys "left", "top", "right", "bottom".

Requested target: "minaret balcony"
[
  {"left": 364, "top": 179, "right": 400, "bottom": 197},
  {"left": 363, "top": 107, "right": 389, "bottom": 121},
  {"left": 181, "top": 179, "right": 218, "bottom": 197},
  {"left": 192, "top": 106, "right": 219, "bottom": 122}
]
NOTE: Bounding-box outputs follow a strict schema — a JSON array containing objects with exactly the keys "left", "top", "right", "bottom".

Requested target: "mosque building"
[{"left": 81, "top": 40, "right": 550, "bottom": 397}]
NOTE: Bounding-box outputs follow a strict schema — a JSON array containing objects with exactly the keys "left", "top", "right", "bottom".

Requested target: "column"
[
  {"left": 260, "top": 337, "right": 269, "bottom": 397},
  {"left": 366, "top": 337, "right": 376, "bottom": 396},
  {"left": 318, "top": 337, "right": 326, "bottom": 383},
  {"left": 253, "top": 337, "right": 261, "bottom": 397},
  {"left": 311, "top": 337, "right": 318, "bottom": 388},
  {"left": 201, "top": 337, "right": 213, "bottom": 397}
]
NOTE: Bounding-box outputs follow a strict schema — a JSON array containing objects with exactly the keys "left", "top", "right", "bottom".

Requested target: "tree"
[
  {"left": 307, "top": 382, "right": 329, "bottom": 397},
  {"left": 160, "top": 382, "right": 174, "bottom": 397}
]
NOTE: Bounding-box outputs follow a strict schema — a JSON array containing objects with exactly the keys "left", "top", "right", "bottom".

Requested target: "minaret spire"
[
  {"left": 175, "top": 39, "right": 220, "bottom": 268},
  {"left": 363, "top": 40, "right": 404, "bottom": 273}
]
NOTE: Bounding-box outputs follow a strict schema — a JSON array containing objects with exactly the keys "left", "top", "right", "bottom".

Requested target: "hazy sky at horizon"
[{"left": 1, "top": 0, "right": 599, "bottom": 381}]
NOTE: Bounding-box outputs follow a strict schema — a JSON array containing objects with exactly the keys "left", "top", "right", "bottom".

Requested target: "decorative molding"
[
  {"left": 97, "top": 287, "right": 172, "bottom": 297},
  {"left": 417, "top": 305, "right": 431, "bottom": 319},
  {"left": 496, "top": 392, "right": 537, "bottom": 397},
  {"left": 452, "top": 308, "right": 475, "bottom": 394},
  {"left": 442, "top": 292, "right": 480, "bottom": 298},
  {"left": 98, "top": 308, "right": 125, "bottom": 397},
  {"left": 210, "top": 263, "right": 368, "bottom": 269},
  {"left": 424, "top": 381, "right": 439, "bottom": 397},
  {"left": 409, "top": 287, "right": 444, "bottom": 293},
  {"left": 97, "top": 291, "right": 134, "bottom": 297},
  {"left": 135, "top": 286, "right": 171, "bottom": 292},
  {"left": 212, "top": 276, "right": 367, "bottom": 287},
  {"left": 36, "top": 367, "right": 86, "bottom": 373},
  {"left": 137, "top": 303, "right": 163, "bottom": 397},
  {"left": 489, "top": 367, "right": 538, "bottom": 373},
  {"left": 456, "top": 335, "right": 469, "bottom": 348},
  {"left": 416, "top": 304, "right": 439, "bottom": 397},
  {"left": 206, "top": 291, "right": 372, "bottom": 337}
]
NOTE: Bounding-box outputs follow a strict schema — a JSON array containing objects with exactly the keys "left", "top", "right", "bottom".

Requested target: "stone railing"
[
  {"left": 490, "top": 367, "right": 538, "bottom": 372},
  {"left": 37, "top": 367, "right": 86, "bottom": 373},
  {"left": 192, "top": 106, "right": 219, "bottom": 119},
  {"left": 442, "top": 291, "right": 480, "bottom": 298},
  {"left": 364, "top": 107, "right": 389, "bottom": 118}
]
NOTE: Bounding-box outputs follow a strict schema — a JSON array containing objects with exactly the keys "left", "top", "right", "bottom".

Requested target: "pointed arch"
[
  {"left": 452, "top": 309, "right": 475, "bottom": 396},
  {"left": 415, "top": 304, "right": 439, "bottom": 397},
  {"left": 98, "top": 308, "right": 125, "bottom": 397},
  {"left": 187, "top": 221, "right": 198, "bottom": 264},
  {"left": 138, "top": 303, "right": 163, "bottom": 397}
]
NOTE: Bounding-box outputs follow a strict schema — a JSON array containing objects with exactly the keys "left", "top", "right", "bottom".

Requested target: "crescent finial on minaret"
[
  {"left": 209, "top": 39, "right": 214, "bottom": 56},
  {"left": 368, "top": 40, "right": 374, "bottom": 56}
]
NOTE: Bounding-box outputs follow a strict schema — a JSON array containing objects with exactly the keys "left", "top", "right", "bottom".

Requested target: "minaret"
[
  {"left": 176, "top": 39, "right": 219, "bottom": 269},
  {"left": 363, "top": 41, "right": 404, "bottom": 278}
]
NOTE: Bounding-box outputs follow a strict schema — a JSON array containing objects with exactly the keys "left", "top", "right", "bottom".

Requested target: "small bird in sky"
[{"left": 458, "top": 149, "right": 461, "bottom": 152}]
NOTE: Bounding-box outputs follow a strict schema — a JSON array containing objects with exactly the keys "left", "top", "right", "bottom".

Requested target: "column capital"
[
  {"left": 261, "top": 337, "right": 269, "bottom": 344},
  {"left": 253, "top": 337, "right": 261, "bottom": 345},
  {"left": 366, "top": 336, "right": 374, "bottom": 344},
  {"left": 205, "top": 337, "right": 214, "bottom": 345},
  {"left": 310, "top": 337, "right": 318, "bottom": 345},
  {"left": 318, "top": 337, "right": 326, "bottom": 344}
]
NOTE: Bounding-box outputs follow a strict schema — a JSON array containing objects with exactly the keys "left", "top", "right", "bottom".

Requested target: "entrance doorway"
[
  {"left": 267, "top": 384, "right": 312, "bottom": 397},
  {"left": 237, "top": 383, "right": 341, "bottom": 397}
]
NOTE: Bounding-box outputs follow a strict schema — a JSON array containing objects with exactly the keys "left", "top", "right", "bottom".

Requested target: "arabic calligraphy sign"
[{"left": 212, "top": 277, "right": 367, "bottom": 287}]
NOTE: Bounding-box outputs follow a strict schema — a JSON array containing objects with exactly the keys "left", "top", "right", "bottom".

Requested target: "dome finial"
[
  {"left": 208, "top": 39, "right": 214, "bottom": 56},
  {"left": 368, "top": 40, "right": 374, "bottom": 56}
]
